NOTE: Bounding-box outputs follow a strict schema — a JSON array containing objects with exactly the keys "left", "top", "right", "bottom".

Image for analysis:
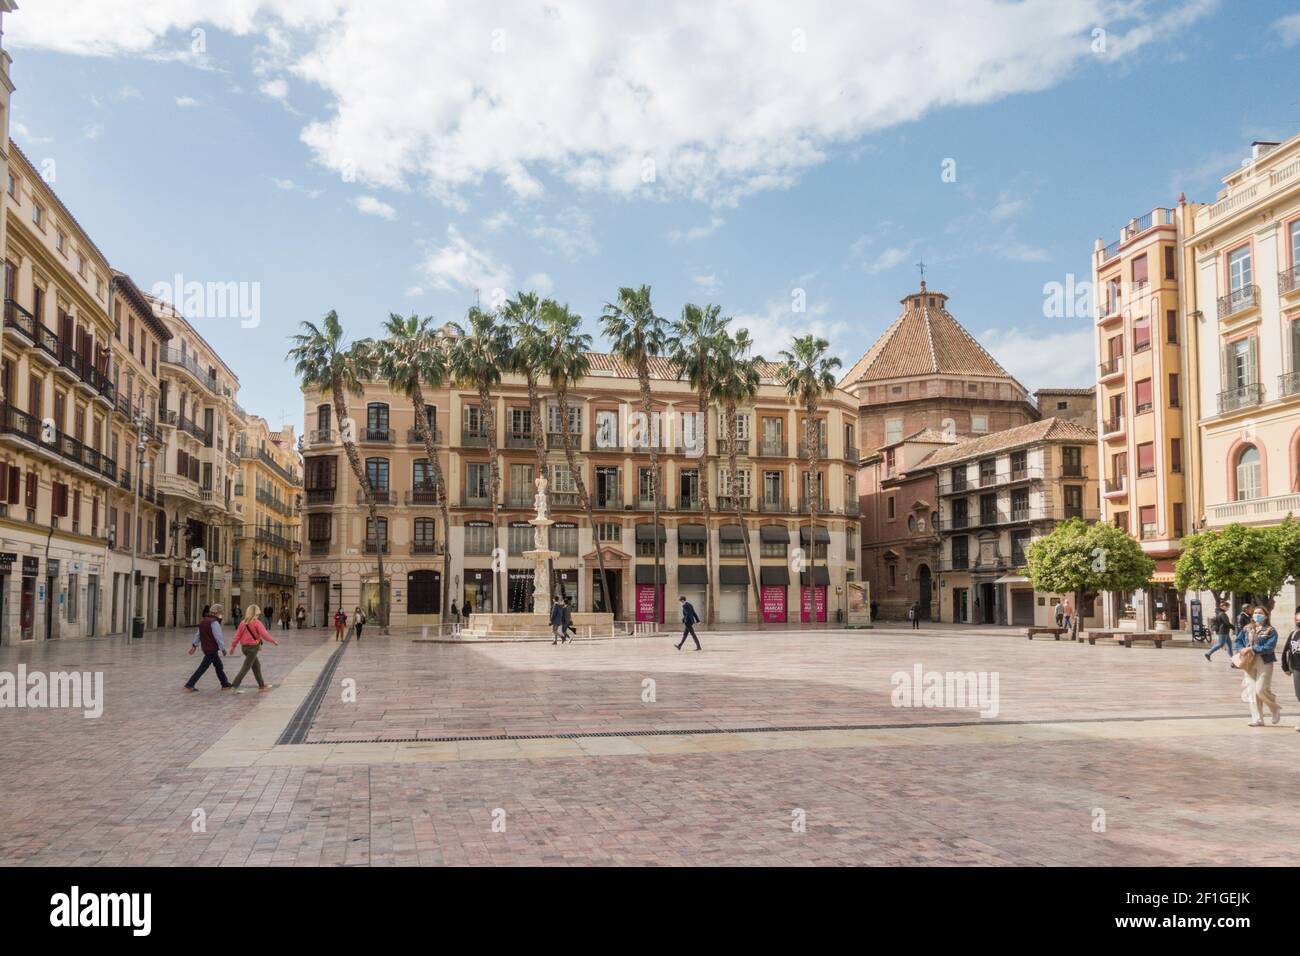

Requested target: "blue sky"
[{"left": 6, "top": 1, "right": 1300, "bottom": 434}]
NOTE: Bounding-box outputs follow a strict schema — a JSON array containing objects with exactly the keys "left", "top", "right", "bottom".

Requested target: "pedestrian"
[
  {"left": 450, "top": 600, "right": 460, "bottom": 623},
  {"left": 183, "top": 603, "right": 232, "bottom": 692},
  {"left": 280, "top": 608, "right": 290, "bottom": 631},
  {"left": 1236, "top": 604, "right": 1251, "bottom": 632},
  {"left": 463, "top": 598, "right": 473, "bottom": 618},
  {"left": 1205, "top": 599, "right": 1235, "bottom": 662},
  {"left": 549, "top": 595, "right": 566, "bottom": 645},
  {"left": 675, "top": 595, "right": 701, "bottom": 651},
  {"left": 263, "top": 604, "right": 274, "bottom": 631},
  {"left": 1054, "top": 601, "right": 1065, "bottom": 630},
  {"left": 563, "top": 596, "right": 576, "bottom": 642},
  {"left": 229, "top": 604, "right": 278, "bottom": 694},
  {"left": 1061, "top": 597, "right": 1074, "bottom": 632},
  {"left": 333, "top": 607, "right": 347, "bottom": 642},
  {"left": 870, "top": 599, "right": 879, "bottom": 622},
  {"left": 1280, "top": 610, "right": 1300, "bottom": 733},
  {"left": 295, "top": 604, "right": 306, "bottom": 629},
  {"left": 350, "top": 606, "right": 366, "bottom": 641},
  {"left": 908, "top": 602, "right": 920, "bottom": 630},
  {"left": 1242, "top": 607, "right": 1282, "bottom": 727}
]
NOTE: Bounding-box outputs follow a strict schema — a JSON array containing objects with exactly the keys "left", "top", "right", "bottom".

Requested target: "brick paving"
[{"left": 0, "top": 624, "right": 1295, "bottom": 865}]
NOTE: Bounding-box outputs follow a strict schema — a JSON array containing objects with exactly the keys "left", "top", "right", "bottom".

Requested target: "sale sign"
[
  {"left": 800, "top": 586, "right": 827, "bottom": 623},
  {"left": 761, "top": 585, "right": 787, "bottom": 623},
  {"left": 636, "top": 584, "right": 663, "bottom": 623}
]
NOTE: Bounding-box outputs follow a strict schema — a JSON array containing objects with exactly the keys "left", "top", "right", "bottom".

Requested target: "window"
[
  {"left": 6, "top": 172, "right": 14, "bottom": 197},
  {"left": 1134, "top": 378, "right": 1153, "bottom": 414},
  {"left": 412, "top": 458, "right": 436, "bottom": 491},
  {"left": 1227, "top": 245, "right": 1252, "bottom": 292},
  {"left": 1131, "top": 254, "right": 1148, "bottom": 289},
  {"left": 888, "top": 564, "right": 897, "bottom": 589},
  {"left": 365, "top": 457, "right": 390, "bottom": 491},
  {"left": 508, "top": 407, "right": 531, "bottom": 437},
  {"left": 316, "top": 404, "right": 331, "bottom": 433},
  {"left": 1106, "top": 277, "right": 1121, "bottom": 312},
  {"left": 1137, "top": 441, "right": 1155, "bottom": 476},
  {"left": 307, "top": 514, "right": 332, "bottom": 542},
  {"left": 55, "top": 229, "right": 66, "bottom": 253},
  {"left": 366, "top": 403, "right": 390, "bottom": 439},
  {"left": 1168, "top": 373, "right": 1180, "bottom": 408},
  {"left": 884, "top": 418, "right": 902, "bottom": 445},
  {"left": 1227, "top": 337, "right": 1256, "bottom": 389},
  {"left": 1113, "top": 511, "right": 1128, "bottom": 533},
  {"left": 546, "top": 402, "right": 581, "bottom": 436},
  {"left": 638, "top": 467, "right": 657, "bottom": 503},
  {"left": 1164, "top": 245, "right": 1176, "bottom": 280},
  {"left": 678, "top": 525, "right": 705, "bottom": 557},
  {"left": 1173, "top": 503, "right": 1185, "bottom": 538},
  {"left": 886, "top": 496, "right": 895, "bottom": 519},
  {"left": 506, "top": 522, "right": 533, "bottom": 555},
  {"left": 1062, "top": 446, "right": 1083, "bottom": 477},
  {"left": 733, "top": 413, "right": 751, "bottom": 440},
  {"left": 718, "top": 467, "right": 751, "bottom": 499},
  {"left": 595, "top": 522, "right": 621, "bottom": 542},
  {"left": 31, "top": 203, "right": 43, "bottom": 228},
  {"left": 548, "top": 463, "right": 576, "bottom": 494},
  {"left": 466, "top": 462, "right": 491, "bottom": 498},
  {"left": 1166, "top": 309, "right": 1178, "bottom": 344},
  {"left": 1139, "top": 505, "right": 1157, "bottom": 539},
  {"left": 1292, "top": 220, "right": 1300, "bottom": 272},
  {"left": 464, "top": 522, "right": 494, "bottom": 555},
  {"left": 1235, "top": 446, "right": 1261, "bottom": 500},
  {"left": 1133, "top": 320, "right": 1151, "bottom": 351},
  {"left": 463, "top": 405, "right": 485, "bottom": 436},
  {"left": 594, "top": 409, "right": 618, "bottom": 448},
  {"left": 1064, "top": 486, "right": 1083, "bottom": 519},
  {"left": 365, "top": 517, "right": 388, "bottom": 547},
  {"left": 550, "top": 522, "right": 578, "bottom": 556},
  {"left": 1170, "top": 437, "right": 1182, "bottom": 474},
  {"left": 970, "top": 414, "right": 988, "bottom": 434}
]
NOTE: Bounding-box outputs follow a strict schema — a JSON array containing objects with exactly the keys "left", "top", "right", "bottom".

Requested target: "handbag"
[{"left": 1232, "top": 645, "right": 1256, "bottom": 670}]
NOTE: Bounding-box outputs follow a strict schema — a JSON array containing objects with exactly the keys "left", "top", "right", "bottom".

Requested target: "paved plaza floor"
[{"left": 0, "top": 624, "right": 1296, "bottom": 866}]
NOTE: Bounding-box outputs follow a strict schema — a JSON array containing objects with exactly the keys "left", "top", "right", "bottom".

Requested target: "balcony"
[
  {"left": 1217, "top": 382, "right": 1264, "bottom": 414},
  {"left": 945, "top": 515, "right": 970, "bottom": 530},
  {"left": 309, "top": 428, "right": 335, "bottom": 446},
  {"left": 460, "top": 429, "right": 489, "bottom": 448},
  {"left": 355, "top": 489, "right": 395, "bottom": 505},
  {"left": 1280, "top": 371, "right": 1300, "bottom": 398},
  {"left": 1207, "top": 492, "right": 1300, "bottom": 527},
  {"left": 944, "top": 555, "right": 970, "bottom": 571},
  {"left": 406, "top": 488, "right": 444, "bottom": 506},
  {"left": 636, "top": 495, "right": 666, "bottom": 511},
  {"left": 550, "top": 491, "right": 580, "bottom": 508},
  {"left": 797, "top": 496, "right": 828, "bottom": 514},
  {"left": 1103, "top": 477, "right": 1126, "bottom": 496},
  {"left": 362, "top": 539, "right": 391, "bottom": 555},
  {"left": 759, "top": 497, "right": 787, "bottom": 513},
  {"left": 410, "top": 541, "right": 445, "bottom": 555},
  {"left": 758, "top": 439, "right": 787, "bottom": 457},
  {"left": 309, "top": 540, "right": 331, "bottom": 556},
  {"left": 677, "top": 496, "right": 703, "bottom": 511},
  {"left": 362, "top": 427, "right": 394, "bottom": 444},
  {"left": 716, "top": 495, "right": 750, "bottom": 511},
  {"left": 843, "top": 445, "right": 859, "bottom": 462},
  {"left": 1280, "top": 265, "right": 1300, "bottom": 297},
  {"left": 161, "top": 347, "right": 221, "bottom": 395},
  {"left": 844, "top": 500, "right": 861, "bottom": 517},
  {"left": 1217, "top": 284, "right": 1260, "bottom": 320},
  {"left": 505, "top": 489, "right": 534, "bottom": 508},
  {"left": 716, "top": 438, "right": 751, "bottom": 457},
  {"left": 1098, "top": 357, "right": 1124, "bottom": 381},
  {"left": 1096, "top": 295, "right": 1122, "bottom": 322},
  {"left": 406, "top": 426, "right": 443, "bottom": 445},
  {"left": 306, "top": 488, "right": 335, "bottom": 505},
  {"left": 1101, "top": 415, "right": 1125, "bottom": 437},
  {"left": 797, "top": 440, "right": 828, "bottom": 458},
  {"left": 159, "top": 409, "right": 178, "bottom": 428},
  {"left": 462, "top": 492, "right": 491, "bottom": 508},
  {"left": 592, "top": 494, "right": 623, "bottom": 511},
  {"left": 505, "top": 431, "right": 535, "bottom": 449},
  {"left": 546, "top": 431, "right": 579, "bottom": 450}
]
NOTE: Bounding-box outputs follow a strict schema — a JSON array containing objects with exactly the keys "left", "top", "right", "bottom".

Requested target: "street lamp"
[{"left": 124, "top": 404, "right": 148, "bottom": 638}]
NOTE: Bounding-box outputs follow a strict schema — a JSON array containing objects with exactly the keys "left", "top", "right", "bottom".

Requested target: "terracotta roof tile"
[{"left": 911, "top": 417, "right": 1097, "bottom": 470}]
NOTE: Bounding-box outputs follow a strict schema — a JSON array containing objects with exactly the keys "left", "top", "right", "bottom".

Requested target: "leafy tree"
[
  {"left": 1173, "top": 528, "right": 1223, "bottom": 603},
  {"left": 1196, "top": 523, "right": 1287, "bottom": 611},
  {"left": 1272, "top": 514, "right": 1300, "bottom": 588},
  {"left": 1025, "top": 517, "right": 1154, "bottom": 638}
]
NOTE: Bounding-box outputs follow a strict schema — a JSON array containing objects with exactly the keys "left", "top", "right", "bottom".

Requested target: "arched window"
[
  {"left": 316, "top": 404, "right": 331, "bottom": 434},
  {"left": 366, "top": 402, "right": 390, "bottom": 440},
  {"left": 413, "top": 518, "right": 437, "bottom": 553},
  {"left": 365, "top": 516, "right": 388, "bottom": 551},
  {"left": 365, "top": 457, "right": 390, "bottom": 491},
  {"left": 1235, "top": 446, "right": 1261, "bottom": 501}
]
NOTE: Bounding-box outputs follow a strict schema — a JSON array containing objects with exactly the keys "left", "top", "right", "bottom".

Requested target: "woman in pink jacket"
[{"left": 229, "top": 604, "right": 279, "bottom": 693}]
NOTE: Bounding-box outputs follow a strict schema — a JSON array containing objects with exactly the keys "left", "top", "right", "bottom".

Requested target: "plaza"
[{"left": 0, "top": 625, "right": 1294, "bottom": 866}]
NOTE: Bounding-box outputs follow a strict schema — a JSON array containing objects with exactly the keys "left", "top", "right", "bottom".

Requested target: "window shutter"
[
  {"left": 1247, "top": 336, "right": 1259, "bottom": 386},
  {"left": 25, "top": 472, "right": 37, "bottom": 509},
  {"left": 1219, "top": 343, "right": 1229, "bottom": 391}
]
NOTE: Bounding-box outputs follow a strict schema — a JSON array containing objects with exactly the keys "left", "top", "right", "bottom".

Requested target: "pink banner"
[
  {"left": 800, "top": 586, "right": 827, "bottom": 623},
  {"left": 635, "top": 584, "right": 663, "bottom": 623},
  {"left": 761, "top": 585, "right": 787, "bottom": 623}
]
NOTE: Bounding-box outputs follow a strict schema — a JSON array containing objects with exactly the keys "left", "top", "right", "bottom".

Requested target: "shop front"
[
  {"left": 635, "top": 564, "right": 665, "bottom": 623},
  {"left": 677, "top": 563, "right": 707, "bottom": 619},
  {"left": 718, "top": 565, "right": 749, "bottom": 624},
  {"left": 800, "top": 565, "right": 828, "bottom": 623},
  {"left": 463, "top": 567, "right": 495, "bottom": 615},
  {"left": 760, "top": 565, "right": 789, "bottom": 623}
]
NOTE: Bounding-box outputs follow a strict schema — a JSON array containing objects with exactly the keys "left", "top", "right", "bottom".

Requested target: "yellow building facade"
[{"left": 232, "top": 415, "right": 301, "bottom": 622}]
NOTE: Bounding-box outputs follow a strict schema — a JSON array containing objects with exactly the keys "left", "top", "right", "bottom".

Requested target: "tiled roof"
[
  {"left": 582, "top": 352, "right": 784, "bottom": 381},
  {"left": 839, "top": 284, "right": 1021, "bottom": 388},
  {"left": 912, "top": 417, "right": 1097, "bottom": 470},
  {"left": 1035, "top": 387, "right": 1095, "bottom": 397}
]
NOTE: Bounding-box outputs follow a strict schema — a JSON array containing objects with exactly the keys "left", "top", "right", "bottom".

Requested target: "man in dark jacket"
[
  {"left": 1206, "top": 600, "right": 1235, "bottom": 661},
  {"left": 562, "top": 597, "right": 576, "bottom": 643},
  {"left": 184, "top": 604, "right": 232, "bottom": 692},
  {"left": 675, "top": 596, "right": 701, "bottom": 651},
  {"left": 549, "top": 595, "right": 566, "bottom": 645}
]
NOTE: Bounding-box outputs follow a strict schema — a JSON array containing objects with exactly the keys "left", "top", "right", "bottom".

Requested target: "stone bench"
[
  {"left": 1084, "top": 629, "right": 1170, "bottom": 648},
  {"left": 1026, "top": 626, "right": 1068, "bottom": 641}
]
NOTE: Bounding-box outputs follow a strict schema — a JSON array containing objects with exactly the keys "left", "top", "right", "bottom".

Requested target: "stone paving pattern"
[{"left": 0, "top": 625, "right": 1296, "bottom": 865}]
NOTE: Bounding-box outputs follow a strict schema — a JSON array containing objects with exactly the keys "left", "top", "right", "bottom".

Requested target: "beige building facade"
[{"left": 232, "top": 415, "right": 301, "bottom": 622}]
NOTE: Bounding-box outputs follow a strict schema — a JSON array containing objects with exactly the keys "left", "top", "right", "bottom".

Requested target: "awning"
[
  {"left": 1149, "top": 572, "right": 1177, "bottom": 584},
  {"left": 720, "top": 565, "right": 749, "bottom": 586},
  {"left": 800, "top": 526, "right": 831, "bottom": 544},
  {"left": 994, "top": 574, "right": 1030, "bottom": 585},
  {"left": 678, "top": 565, "right": 708, "bottom": 585},
  {"left": 760, "top": 525, "right": 790, "bottom": 543},
  {"left": 760, "top": 565, "right": 789, "bottom": 586},
  {"left": 719, "top": 524, "right": 745, "bottom": 543},
  {"left": 635, "top": 524, "right": 666, "bottom": 542},
  {"left": 677, "top": 523, "right": 707, "bottom": 542},
  {"left": 799, "top": 566, "right": 830, "bottom": 586},
  {"left": 635, "top": 565, "right": 667, "bottom": 584}
]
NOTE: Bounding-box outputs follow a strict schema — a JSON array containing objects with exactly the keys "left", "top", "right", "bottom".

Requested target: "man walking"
[
  {"left": 549, "top": 594, "right": 566, "bottom": 645},
  {"left": 184, "top": 603, "right": 232, "bottom": 692},
  {"left": 562, "top": 596, "right": 576, "bottom": 643},
  {"left": 1206, "top": 600, "right": 1235, "bottom": 661},
  {"left": 909, "top": 602, "right": 921, "bottom": 630},
  {"left": 675, "top": 595, "right": 702, "bottom": 651}
]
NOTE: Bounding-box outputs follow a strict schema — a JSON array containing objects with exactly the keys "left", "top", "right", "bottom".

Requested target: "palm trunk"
[
  {"left": 557, "top": 382, "right": 612, "bottom": 616},
  {"left": 411, "top": 380, "right": 451, "bottom": 624},
  {"left": 525, "top": 372, "right": 553, "bottom": 598},
  {"left": 479, "top": 383, "right": 502, "bottom": 613},
  {"left": 698, "top": 384, "right": 714, "bottom": 626},
  {"left": 333, "top": 380, "right": 387, "bottom": 632},
  {"left": 639, "top": 369, "right": 661, "bottom": 625},
  {"left": 805, "top": 400, "right": 820, "bottom": 626},
  {"left": 727, "top": 400, "right": 761, "bottom": 629}
]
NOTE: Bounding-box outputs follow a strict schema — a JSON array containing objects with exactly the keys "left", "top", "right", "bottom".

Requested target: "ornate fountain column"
[{"left": 522, "top": 475, "right": 559, "bottom": 615}]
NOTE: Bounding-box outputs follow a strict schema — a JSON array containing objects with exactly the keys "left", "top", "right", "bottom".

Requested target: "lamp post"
[{"left": 124, "top": 405, "right": 147, "bottom": 638}]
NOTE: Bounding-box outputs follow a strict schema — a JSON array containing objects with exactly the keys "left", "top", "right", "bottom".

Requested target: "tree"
[
  {"left": 776, "top": 334, "right": 841, "bottom": 623},
  {"left": 539, "top": 300, "right": 616, "bottom": 615},
  {"left": 1177, "top": 522, "right": 1298, "bottom": 621},
  {"left": 666, "top": 302, "right": 726, "bottom": 626},
  {"left": 713, "top": 327, "right": 764, "bottom": 628},
  {"left": 1025, "top": 517, "right": 1155, "bottom": 639},
  {"left": 504, "top": 291, "right": 554, "bottom": 599},
  {"left": 373, "top": 313, "right": 454, "bottom": 623},
  {"left": 602, "top": 285, "right": 668, "bottom": 623},
  {"left": 448, "top": 306, "right": 511, "bottom": 613},
  {"left": 287, "top": 311, "right": 390, "bottom": 632}
]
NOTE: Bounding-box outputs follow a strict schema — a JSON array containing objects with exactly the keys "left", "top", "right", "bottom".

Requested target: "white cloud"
[
  {"left": 420, "top": 224, "right": 513, "bottom": 296},
  {"left": 81, "top": 123, "right": 104, "bottom": 140},
  {"left": 692, "top": 273, "right": 721, "bottom": 296},
  {"left": 669, "top": 216, "right": 725, "bottom": 242},
  {"left": 12, "top": 121, "right": 53, "bottom": 144},
  {"left": 989, "top": 192, "right": 1027, "bottom": 223},
  {"left": 404, "top": 284, "right": 424, "bottom": 297},
  {"left": 978, "top": 325, "right": 1095, "bottom": 392},
  {"left": 272, "top": 176, "right": 322, "bottom": 199},
  {"left": 866, "top": 243, "right": 918, "bottom": 274},
  {"left": 482, "top": 209, "right": 514, "bottom": 232},
  {"left": 733, "top": 296, "right": 849, "bottom": 363},
  {"left": 522, "top": 272, "right": 554, "bottom": 295},
  {"left": 352, "top": 194, "right": 398, "bottom": 220},
  {"left": 529, "top": 207, "right": 597, "bottom": 259},
  {"left": 1279, "top": 13, "right": 1300, "bottom": 46},
  {"left": 175, "top": 95, "right": 200, "bottom": 107},
  {"left": 260, "top": 76, "right": 290, "bottom": 101},
  {"left": 8, "top": 1, "right": 1211, "bottom": 207}
]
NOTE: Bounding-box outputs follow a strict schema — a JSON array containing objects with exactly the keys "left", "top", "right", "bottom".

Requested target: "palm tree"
[
  {"left": 373, "top": 313, "right": 453, "bottom": 623},
  {"left": 713, "top": 327, "right": 764, "bottom": 628},
  {"left": 776, "top": 334, "right": 842, "bottom": 625},
  {"left": 538, "top": 300, "right": 616, "bottom": 616},
  {"left": 448, "top": 306, "right": 511, "bottom": 613},
  {"left": 287, "top": 310, "right": 389, "bottom": 632},
  {"left": 666, "top": 302, "right": 727, "bottom": 626},
  {"left": 601, "top": 285, "right": 668, "bottom": 623}
]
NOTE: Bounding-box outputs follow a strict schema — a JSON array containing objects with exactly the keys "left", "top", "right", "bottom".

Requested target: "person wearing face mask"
[
  {"left": 1244, "top": 607, "right": 1282, "bottom": 727},
  {"left": 1280, "top": 611, "right": 1300, "bottom": 733}
]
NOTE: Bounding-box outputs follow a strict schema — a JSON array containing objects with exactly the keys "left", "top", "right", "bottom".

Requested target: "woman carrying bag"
[
  {"left": 1238, "top": 607, "right": 1281, "bottom": 727},
  {"left": 1279, "top": 610, "right": 1300, "bottom": 732},
  {"left": 229, "top": 603, "right": 280, "bottom": 693}
]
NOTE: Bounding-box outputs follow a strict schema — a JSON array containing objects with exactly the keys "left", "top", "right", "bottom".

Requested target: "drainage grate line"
[
  {"left": 300, "top": 711, "right": 1245, "bottom": 746},
  {"left": 277, "top": 637, "right": 352, "bottom": 746}
]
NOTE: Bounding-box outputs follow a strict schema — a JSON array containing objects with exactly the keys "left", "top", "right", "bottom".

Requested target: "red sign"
[
  {"left": 635, "top": 584, "right": 663, "bottom": 623},
  {"left": 761, "top": 585, "right": 787, "bottom": 623},
  {"left": 800, "top": 586, "right": 827, "bottom": 623}
]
